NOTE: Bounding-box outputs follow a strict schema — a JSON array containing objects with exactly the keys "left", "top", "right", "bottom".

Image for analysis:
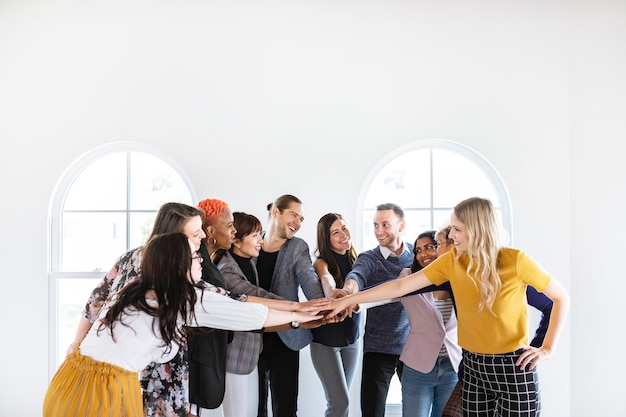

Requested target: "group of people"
[{"left": 43, "top": 194, "right": 569, "bottom": 417}]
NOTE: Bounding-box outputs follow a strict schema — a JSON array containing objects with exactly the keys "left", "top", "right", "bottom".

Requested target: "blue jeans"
[
  {"left": 310, "top": 341, "right": 360, "bottom": 417},
  {"left": 401, "top": 356, "right": 458, "bottom": 417}
]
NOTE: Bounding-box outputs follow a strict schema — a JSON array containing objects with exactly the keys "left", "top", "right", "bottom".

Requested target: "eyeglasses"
[
  {"left": 437, "top": 240, "right": 452, "bottom": 247},
  {"left": 192, "top": 253, "right": 203, "bottom": 262}
]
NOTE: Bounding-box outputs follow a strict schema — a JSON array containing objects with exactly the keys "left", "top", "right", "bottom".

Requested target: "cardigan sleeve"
[{"left": 526, "top": 285, "right": 553, "bottom": 347}]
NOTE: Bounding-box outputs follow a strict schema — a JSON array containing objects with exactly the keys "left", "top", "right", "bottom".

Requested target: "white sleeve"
[{"left": 187, "top": 288, "right": 268, "bottom": 331}]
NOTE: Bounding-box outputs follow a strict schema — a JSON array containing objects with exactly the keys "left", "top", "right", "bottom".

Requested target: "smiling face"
[
  {"left": 188, "top": 238, "right": 203, "bottom": 284},
  {"left": 274, "top": 202, "right": 304, "bottom": 240},
  {"left": 414, "top": 236, "right": 438, "bottom": 268},
  {"left": 373, "top": 209, "right": 405, "bottom": 251},
  {"left": 449, "top": 212, "right": 469, "bottom": 253},
  {"left": 210, "top": 208, "right": 237, "bottom": 250},
  {"left": 182, "top": 215, "right": 206, "bottom": 251},
  {"left": 328, "top": 218, "right": 352, "bottom": 255},
  {"left": 232, "top": 228, "right": 263, "bottom": 258}
]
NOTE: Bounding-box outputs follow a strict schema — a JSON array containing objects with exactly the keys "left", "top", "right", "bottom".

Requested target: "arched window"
[
  {"left": 357, "top": 139, "right": 511, "bottom": 412},
  {"left": 48, "top": 142, "right": 196, "bottom": 376},
  {"left": 358, "top": 139, "right": 511, "bottom": 251}
]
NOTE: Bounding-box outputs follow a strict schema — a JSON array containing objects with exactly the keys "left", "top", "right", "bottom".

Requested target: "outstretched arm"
[
  {"left": 325, "top": 270, "right": 434, "bottom": 318},
  {"left": 192, "top": 290, "right": 323, "bottom": 330},
  {"left": 263, "top": 309, "right": 324, "bottom": 328},
  {"left": 247, "top": 295, "right": 330, "bottom": 312},
  {"left": 314, "top": 259, "right": 349, "bottom": 299}
]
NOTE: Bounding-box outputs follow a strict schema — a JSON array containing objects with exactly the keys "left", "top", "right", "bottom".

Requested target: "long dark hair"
[
  {"left": 410, "top": 230, "right": 436, "bottom": 273},
  {"left": 99, "top": 232, "right": 199, "bottom": 352},
  {"left": 315, "top": 213, "right": 357, "bottom": 288}
]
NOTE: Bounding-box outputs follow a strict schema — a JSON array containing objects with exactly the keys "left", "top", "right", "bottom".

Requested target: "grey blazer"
[
  {"left": 217, "top": 251, "right": 283, "bottom": 374},
  {"left": 268, "top": 237, "right": 325, "bottom": 350}
]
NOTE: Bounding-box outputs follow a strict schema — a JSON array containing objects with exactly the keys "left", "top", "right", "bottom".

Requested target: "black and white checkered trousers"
[{"left": 462, "top": 349, "right": 541, "bottom": 417}]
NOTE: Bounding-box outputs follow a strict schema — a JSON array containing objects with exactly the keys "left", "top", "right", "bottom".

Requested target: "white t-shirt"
[{"left": 80, "top": 287, "right": 268, "bottom": 371}]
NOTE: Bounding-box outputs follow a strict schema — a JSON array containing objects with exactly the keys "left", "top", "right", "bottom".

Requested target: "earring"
[{"left": 208, "top": 237, "right": 217, "bottom": 246}]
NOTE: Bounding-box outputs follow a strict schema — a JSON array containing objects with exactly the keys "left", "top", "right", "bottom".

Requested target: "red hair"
[{"left": 197, "top": 198, "right": 229, "bottom": 229}]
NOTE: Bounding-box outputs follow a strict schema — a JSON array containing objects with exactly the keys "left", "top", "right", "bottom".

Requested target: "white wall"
[
  {"left": 569, "top": 1, "right": 626, "bottom": 416},
  {"left": 0, "top": 0, "right": 623, "bottom": 415}
]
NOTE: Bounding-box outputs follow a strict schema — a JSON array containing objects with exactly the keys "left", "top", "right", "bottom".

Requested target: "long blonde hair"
[{"left": 454, "top": 197, "right": 502, "bottom": 313}]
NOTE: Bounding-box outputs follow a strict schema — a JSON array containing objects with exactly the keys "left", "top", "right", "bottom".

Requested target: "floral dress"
[{"left": 82, "top": 247, "right": 189, "bottom": 417}]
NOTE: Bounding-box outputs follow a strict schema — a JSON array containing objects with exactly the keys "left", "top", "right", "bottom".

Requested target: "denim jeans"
[{"left": 401, "top": 356, "right": 458, "bottom": 417}]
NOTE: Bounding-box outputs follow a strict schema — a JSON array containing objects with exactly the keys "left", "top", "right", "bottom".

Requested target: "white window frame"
[
  {"left": 356, "top": 138, "right": 512, "bottom": 251},
  {"left": 355, "top": 138, "right": 512, "bottom": 414},
  {"left": 47, "top": 141, "right": 197, "bottom": 378}
]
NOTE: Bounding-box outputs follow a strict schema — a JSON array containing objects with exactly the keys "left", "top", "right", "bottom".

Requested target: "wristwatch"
[{"left": 290, "top": 321, "right": 300, "bottom": 329}]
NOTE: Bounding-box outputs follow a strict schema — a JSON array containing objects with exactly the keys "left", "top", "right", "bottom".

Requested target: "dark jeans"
[
  {"left": 257, "top": 332, "right": 300, "bottom": 417},
  {"left": 360, "top": 351, "right": 403, "bottom": 417}
]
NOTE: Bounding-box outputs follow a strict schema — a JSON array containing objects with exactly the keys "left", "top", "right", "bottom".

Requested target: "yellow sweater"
[{"left": 423, "top": 247, "right": 551, "bottom": 354}]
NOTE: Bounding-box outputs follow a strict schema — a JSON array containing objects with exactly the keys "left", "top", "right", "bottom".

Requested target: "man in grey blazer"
[{"left": 256, "top": 194, "right": 325, "bottom": 417}]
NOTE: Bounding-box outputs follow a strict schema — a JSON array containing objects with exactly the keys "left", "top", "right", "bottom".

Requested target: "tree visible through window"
[
  {"left": 48, "top": 142, "right": 196, "bottom": 376},
  {"left": 357, "top": 139, "right": 511, "bottom": 412}
]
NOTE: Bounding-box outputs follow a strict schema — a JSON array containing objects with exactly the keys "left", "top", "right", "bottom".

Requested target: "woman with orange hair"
[
  {"left": 196, "top": 198, "right": 236, "bottom": 264},
  {"left": 188, "top": 198, "right": 237, "bottom": 416}
]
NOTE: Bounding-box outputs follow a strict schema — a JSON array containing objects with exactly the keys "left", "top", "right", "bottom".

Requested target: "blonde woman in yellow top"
[{"left": 326, "top": 197, "right": 569, "bottom": 417}]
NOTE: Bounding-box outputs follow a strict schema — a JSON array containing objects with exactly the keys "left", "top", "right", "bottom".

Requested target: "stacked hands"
[
  {"left": 293, "top": 292, "right": 356, "bottom": 329},
  {"left": 324, "top": 293, "right": 356, "bottom": 322},
  {"left": 292, "top": 292, "right": 355, "bottom": 329},
  {"left": 290, "top": 298, "right": 334, "bottom": 328}
]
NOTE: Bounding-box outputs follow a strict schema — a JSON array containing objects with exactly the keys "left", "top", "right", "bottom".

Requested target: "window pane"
[
  {"left": 62, "top": 212, "right": 127, "bottom": 271},
  {"left": 361, "top": 209, "right": 376, "bottom": 250},
  {"left": 129, "top": 152, "right": 194, "bottom": 209},
  {"left": 57, "top": 278, "right": 102, "bottom": 368},
  {"left": 64, "top": 152, "right": 127, "bottom": 210},
  {"left": 433, "top": 208, "right": 454, "bottom": 230},
  {"left": 432, "top": 148, "right": 500, "bottom": 207},
  {"left": 403, "top": 209, "right": 435, "bottom": 244},
  {"left": 129, "top": 212, "right": 158, "bottom": 248},
  {"left": 364, "top": 149, "right": 431, "bottom": 209}
]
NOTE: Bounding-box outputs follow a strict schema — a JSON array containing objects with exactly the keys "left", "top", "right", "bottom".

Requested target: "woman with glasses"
[
  {"left": 398, "top": 230, "right": 460, "bottom": 417},
  {"left": 67, "top": 202, "right": 208, "bottom": 417},
  {"left": 44, "top": 232, "right": 326, "bottom": 417}
]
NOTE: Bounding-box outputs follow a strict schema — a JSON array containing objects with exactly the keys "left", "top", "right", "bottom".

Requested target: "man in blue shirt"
[{"left": 343, "top": 203, "right": 413, "bottom": 417}]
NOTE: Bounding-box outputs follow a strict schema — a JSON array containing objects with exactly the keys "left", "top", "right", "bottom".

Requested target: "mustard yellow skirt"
[{"left": 43, "top": 350, "right": 143, "bottom": 417}]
